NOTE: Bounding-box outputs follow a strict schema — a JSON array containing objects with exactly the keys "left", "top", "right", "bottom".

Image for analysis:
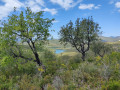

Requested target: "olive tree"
[
  {"left": 0, "top": 7, "right": 54, "bottom": 66},
  {"left": 91, "top": 41, "right": 112, "bottom": 57},
  {"left": 59, "top": 17, "right": 101, "bottom": 61}
]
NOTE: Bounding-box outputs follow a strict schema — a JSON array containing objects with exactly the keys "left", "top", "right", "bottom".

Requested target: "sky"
[{"left": 0, "top": 0, "right": 120, "bottom": 39}]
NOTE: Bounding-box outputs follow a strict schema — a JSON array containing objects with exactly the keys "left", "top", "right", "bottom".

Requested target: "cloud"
[
  {"left": 43, "top": 8, "right": 57, "bottom": 15},
  {"left": 115, "top": 2, "right": 120, "bottom": 8},
  {"left": 109, "top": 0, "right": 119, "bottom": 4},
  {"left": 94, "top": 5, "right": 101, "bottom": 9},
  {"left": 25, "top": 0, "right": 42, "bottom": 12},
  {"left": 0, "top": 0, "right": 23, "bottom": 19},
  {"left": 31, "top": 5, "right": 42, "bottom": 12},
  {"left": 25, "top": 0, "right": 45, "bottom": 8},
  {"left": 36, "top": 0, "right": 45, "bottom": 7},
  {"left": 0, "top": 0, "right": 57, "bottom": 19},
  {"left": 79, "top": 4, "right": 94, "bottom": 10},
  {"left": 109, "top": 1, "right": 120, "bottom": 13},
  {"left": 50, "top": 0, "right": 82, "bottom": 10},
  {"left": 78, "top": 4, "right": 101, "bottom": 10},
  {"left": 114, "top": 2, "right": 120, "bottom": 13},
  {"left": 24, "top": 0, "right": 57, "bottom": 15}
]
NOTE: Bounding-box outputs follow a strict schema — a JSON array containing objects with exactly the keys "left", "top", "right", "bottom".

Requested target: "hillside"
[
  {"left": 48, "top": 36, "right": 120, "bottom": 47},
  {"left": 100, "top": 36, "right": 120, "bottom": 42}
]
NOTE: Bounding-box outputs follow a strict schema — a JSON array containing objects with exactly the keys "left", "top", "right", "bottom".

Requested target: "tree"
[
  {"left": 0, "top": 7, "right": 54, "bottom": 66},
  {"left": 91, "top": 41, "right": 112, "bottom": 57},
  {"left": 59, "top": 17, "right": 101, "bottom": 61}
]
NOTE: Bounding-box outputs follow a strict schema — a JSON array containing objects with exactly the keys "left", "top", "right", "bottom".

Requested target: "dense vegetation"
[{"left": 0, "top": 8, "right": 120, "bottom": 90}]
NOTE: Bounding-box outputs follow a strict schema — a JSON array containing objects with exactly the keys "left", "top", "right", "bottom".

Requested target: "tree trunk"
[
  {"left": 34, "top": 52, "right": 42, "bottom": 66},
  {"left": 41, "top": 86, "right": 44, "bottom": 90},
  {"left": 82, "top": 52, "right": 85, "bottom": 61},
  {"left": 27, "top": 40, "right": 42, "bottom": 66}
]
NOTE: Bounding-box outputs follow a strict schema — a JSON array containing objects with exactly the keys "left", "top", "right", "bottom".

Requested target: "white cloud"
[
  {"left": 78, "top": 4, "right": 101, "bottom": 10},
  {"left": 50, "top": 0, "right": 82, "bottom": 10},
  {"left": 95, "top": 5, "right": 101, "bottom": 9},
  {"left": 115, "top": 2, "right": 120, "bottom": 13},
  {"left": 115, "top": 2, "right": 120, "bottom": 8},
  {"left": 25, "top": 0, "right": 57, "bottom": 15},
  {"left": 0, "top": 0, "right": 23, "bottom": 19},
  {"left": 43, "top": 8, "right": 57, "bottom": 15},
  {"left": 26, "top": 0, "right": 36, "bottom": 6},
  {"left": 25, "top": 0, "right": 57, "bottom": 14},
  {"left": 25, "top": 0, "right": 42, "bottom": 12},
  {"left": 79, "top": 4, "right": 94, "bottom": 10},
  {"left": 31, "top": 5, "right": 42, "bottom": 12},
  {"left": 36, "top": 0, "right": 45, "bottom": 7},
  {"left": 25, "top": 0, "right": 45, "bottom": 7},
  {"left": 0, "top": 0, "right": 57, "bottom": 19},
  {"left": 109, "top": 0, "right": 119, "bottom": 4}
]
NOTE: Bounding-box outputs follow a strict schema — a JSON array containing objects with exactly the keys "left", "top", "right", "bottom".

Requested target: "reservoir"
[{"left": 55, "top": 49, "right": 65, "bottom": 54}]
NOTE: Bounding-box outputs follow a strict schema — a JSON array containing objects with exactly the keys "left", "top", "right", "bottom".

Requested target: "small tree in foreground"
[
  {"left": 59, "top": 17, "right": 101, "bottom": 61},
  {"left": 0, "top": 7, "right": 54, "bottom": 66}
]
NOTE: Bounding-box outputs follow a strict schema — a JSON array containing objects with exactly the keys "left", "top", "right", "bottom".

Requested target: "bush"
[
  {"left": 42, "top": 49, "right": 56, "bottom": 62},
  {"left": 102, "top": 81, "right": 120, "bottom": 90}
]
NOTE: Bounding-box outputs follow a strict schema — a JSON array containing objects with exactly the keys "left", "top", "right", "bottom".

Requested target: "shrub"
[
  {"left": 43, "top": 49, "right": 56, "bottom": 62},
  {"left": 102, "top": 81, "right": 120, "bottom": 90}
]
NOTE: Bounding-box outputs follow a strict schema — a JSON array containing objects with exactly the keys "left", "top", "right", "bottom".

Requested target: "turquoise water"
[{"left": 55, "top": 49, "right": 65, "bottom": 54}]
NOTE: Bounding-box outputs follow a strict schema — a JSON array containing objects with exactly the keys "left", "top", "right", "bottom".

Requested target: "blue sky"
[{"left": 0, "top": 0, "right": 120, "bottom": 39}]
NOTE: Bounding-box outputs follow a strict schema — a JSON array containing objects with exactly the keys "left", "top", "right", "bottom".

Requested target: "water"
[{"left": 55, "top": 49, "right": 65, "bottom": 54}]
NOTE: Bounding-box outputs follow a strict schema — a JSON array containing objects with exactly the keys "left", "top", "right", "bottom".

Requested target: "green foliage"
[
  {"left": 17, "top": 74, "right": 41, "bottom": 90},
  {"left": 17, "top": 61, "right": 37, "bottom": 75},
  {"left": 0, "top": 55, "right": 37, "bottom": 77},
  {"left": 0, "top": 56, "right": 15, "bottom": 67},
  {"left": 0, "top": 8, "right": 54, "bottom": 44},
  {"left": 0, "top": 7, "right": 54, "bottom": 65},
  {"left": 0, "top": 12, "right": 120, "bottom": 89},
  {"left": 59, "top": 17, "right": 101, "bottom": 61},
  {"left": 0, "top": 57, "right": 38, "bottom": 89},
  {"left": 102, "top": 81, "right": 120, "bottom": 90},
  {"left": 91, "top": 41, "right": 112, "bottom": 57},
  {"left": 0, "top": 48, "right": 120, "bottom": 89},
  {"left": 67, "top": 84, "right": 76, "bottom": 90},
  {"left": 43, "top": 49, "right": 56, "bottom": 61},
  {"left": 43, "top": 60, "right": 60, "bottom": 76},
  {"left": 40, "top": 75, "right": 52, "bottom": 88},
  {"left": 59, "top": 17, "right": 100, "bottom": 45}
]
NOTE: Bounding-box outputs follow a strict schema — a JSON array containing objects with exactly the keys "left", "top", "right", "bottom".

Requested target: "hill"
[{"left": 100, "top": 36, "right": 120, "bottom": 42}]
